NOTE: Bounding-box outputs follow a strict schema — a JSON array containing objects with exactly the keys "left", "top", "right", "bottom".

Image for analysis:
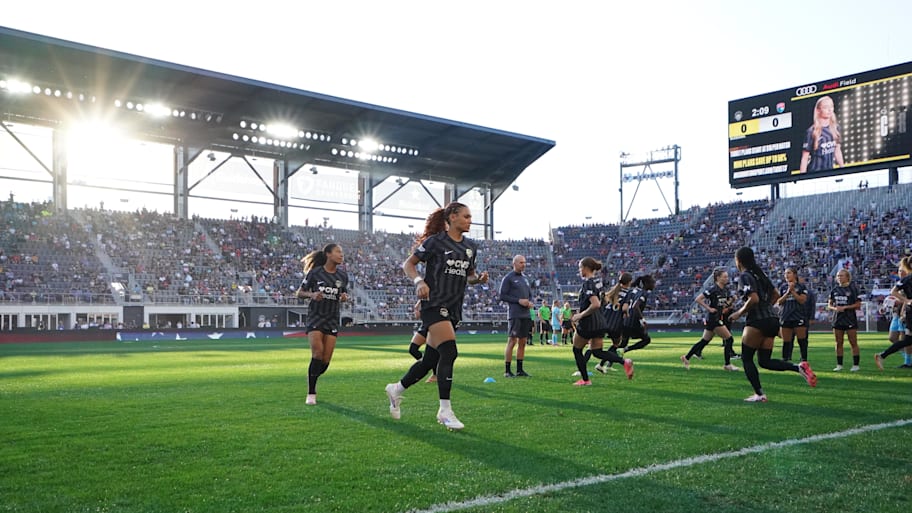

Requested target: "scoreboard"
[{"left": 729, "top": 61, "right": 912, "bottom": 188}]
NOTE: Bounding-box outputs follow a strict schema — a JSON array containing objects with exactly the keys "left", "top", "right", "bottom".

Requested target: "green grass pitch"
[{"left": 1, "top": 331, "right": 910, "bottom": 513}]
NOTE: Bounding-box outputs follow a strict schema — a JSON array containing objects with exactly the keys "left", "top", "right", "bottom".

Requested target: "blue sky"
[{"left": 3, "top": 0, "right": 912, "bottom": 238}]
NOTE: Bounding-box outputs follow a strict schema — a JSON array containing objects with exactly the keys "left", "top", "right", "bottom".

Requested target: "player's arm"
[
  {"left": 695, "top": 293, "right": 715, "bottom": 313},
  {"left": 799, "top": 150, "right": 810, "bottom": 173},
  {"left": 835, "top": 143, "right": 844, "bottom": 167},
  {"left": 730, "top": 291, "right": 758, "bottom": 321},
  {"left": 403, "top": 254, "right": 428, "bottom": 299},
  {"left": 571, "top": 295, "right": 599, "bottom": 323},
  {"left": 467, "top": 269, "right": 488, "bottom": 285}
]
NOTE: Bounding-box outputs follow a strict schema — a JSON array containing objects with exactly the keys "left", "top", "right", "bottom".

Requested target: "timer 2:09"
[{"left": 751, "top": 106, "right": 770, "bottom": 117}]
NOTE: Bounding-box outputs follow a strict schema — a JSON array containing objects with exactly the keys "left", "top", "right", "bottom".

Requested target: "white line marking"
[{"left": 406, "top": 418, "right": 912, "bottom": 513}]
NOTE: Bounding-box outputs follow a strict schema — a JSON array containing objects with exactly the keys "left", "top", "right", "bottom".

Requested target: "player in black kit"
[
  {"left": 776, "top": 268, "right": 809, "bottom": 362},
  {"left": 828, "top": 269, "right": 862, "bottom": 371},
  {"left": 681, "top": 268, "right": 740, "bottom": 371},
  {"left": 729, "top": 247, "right": 816, "bottom": 403},
  {"left": 296, "top": 243, "right": 349, "bottom": 406},
  {"left": 385, "top": 202, "right": 488, "bottom": 430}
]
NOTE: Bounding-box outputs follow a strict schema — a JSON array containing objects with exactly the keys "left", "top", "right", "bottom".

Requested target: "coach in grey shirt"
[{"left": 499, "top": 255, "right": 534, "bottom": 377}]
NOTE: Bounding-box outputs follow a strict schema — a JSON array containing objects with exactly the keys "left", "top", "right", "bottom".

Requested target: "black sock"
[
  {"left": 741, "top": 344, "right": 763, "bottom": 395},
  {"left": 307, "top": 358, "right": 323, "bottom": 394},
  {"left": 517, "top": 359, "right": 524, "bottom": 372},
  {"left": 757, "top": 348, "right": 798, "bottom": 372},
  {"left": 409, "top": 342, "right": 423, "bottom": 360},
  {"left": 686, "top": 338, "right": 710, "bottom": 360},
  {"left": 837, "top": 355, "right": 844, "bottom": 366},
  {"left": 723, "top": 337, "right": 735, "bottom": 365},
  {"left": 435, "top": 340, "right": 458, "bottom": 400},
  {"left": 626, "top": 335, "right": 651, "bottom": 352},
  {"left": 505, "top": 361, "right": 512, "bottom": 373},
  {"left": 320, "top": 361, "right": 330, "bottom": 375},
  {"left": 797, "top": 338, "right": 809, "bottom": 361},
  {"left": 401, "top": 345, "right": 439, "bottom": 388},
  {"left": 853, "top": 354, "right": 860, "bottom": 366},
  {"left": 592, "top": 347, "right": 623, "bottom": 364},
  {"left": 782, "top": 340, "right": 794, "bottom": 361},
  {"left": 573, "top": 346, "right": 589, "bottom": 381}
]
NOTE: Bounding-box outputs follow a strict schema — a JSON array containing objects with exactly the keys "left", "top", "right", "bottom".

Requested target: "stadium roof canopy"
[{"left": 0, "top": 26, "right": 555, "bottom": 206}]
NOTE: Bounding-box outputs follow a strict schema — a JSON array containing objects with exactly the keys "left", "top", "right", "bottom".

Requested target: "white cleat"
[
  {"left": 385, "top": 383, "right": 402, "bottom": 420},
  {"left": 723, "top": 364, "right": 740, "bottom": 372},
  {"left": 850, "top": 365, "right": 860, "bottom": 372},
  {"left": 833, "top": 365, "right": 843, "bottom": 372},
  {"left": 305, "top": 394, "right": 317, "bottom": 406},
  {"left": 437, "top": 409, "right": 464, "bottom": 431}
]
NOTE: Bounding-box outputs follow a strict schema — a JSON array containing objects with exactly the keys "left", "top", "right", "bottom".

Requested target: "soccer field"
[{"left": 1, "top": 332, "right": 909, "bottom": 513}]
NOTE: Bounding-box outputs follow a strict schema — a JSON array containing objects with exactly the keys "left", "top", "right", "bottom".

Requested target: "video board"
[{"left": 729, "top": 61, "right": 912, "bottom": 187}]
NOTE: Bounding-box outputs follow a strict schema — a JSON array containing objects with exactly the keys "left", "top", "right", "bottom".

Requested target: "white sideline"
[{"left": 406, "top": 418, "right": 912, "bottom": 513}]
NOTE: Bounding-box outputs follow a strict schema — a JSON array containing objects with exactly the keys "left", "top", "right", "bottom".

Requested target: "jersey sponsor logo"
[
  {"left": 317, "top": 285, "right": 341, "bottom": 300},
  {"left": 445, "top": 258, "right": 471, "bottom": 277},
  {"left": 833, "top": 295, "right": 849, "bottom": 305}
]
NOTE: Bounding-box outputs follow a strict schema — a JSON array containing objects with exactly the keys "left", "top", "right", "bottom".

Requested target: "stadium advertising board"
[{"left": 729, "top": 61, "right": 912, "bottom": 188}]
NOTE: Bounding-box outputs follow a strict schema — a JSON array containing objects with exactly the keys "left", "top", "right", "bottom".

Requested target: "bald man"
[{"left": 499, "top": 254, "right": 534, "bottom": 377}]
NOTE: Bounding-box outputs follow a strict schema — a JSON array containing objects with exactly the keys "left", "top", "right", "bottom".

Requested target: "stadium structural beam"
[
  {"left": 273, "top": 159, "right": 289, "bottom": 227},
  {"left": 52, "top": 129, "right": 67, "bottom": 212}
]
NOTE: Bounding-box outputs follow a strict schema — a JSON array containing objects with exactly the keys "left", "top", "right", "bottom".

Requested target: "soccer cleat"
[
  {"left": 426, "top": 375, "right": 438, "bottom": 383},
  {"left": 437, "top": 409, "right": 464, "bottom": 431},
  {"left": 571, "top": 370, "right": 582, "bottom": 376},
  {"left": 730, "top": 353, "right": 742, "bottom": 361},
  {"left": 623, "top": 359, "right": 635, "bottom": 380},
  {"left": 504, "top": 371, "right": 516, "bottom": 378},
  {"left": 680, "top": 354, "right": 690, "bottom": 370},
  {"left": 515, "top": 370, "right": 531, "bottom": 377},
  {"left": 850, "top": 365, "right": 860, "bottom": 372},
  {"left": 798, "top": 361, "right": 817, "bottom": 388},
  {"left": 305, "top": 394, "right": 317, "bottom": 406},
  {"left": 744, "top": 394, "right": 768, "bottom": 403},
  {"left": 594, "top": 363, "right": 607, "bottom": 374},
  {"left": 833, "top": 365, "right": 843, "bottom": 372},
  {"left": 573, "top": 379, "right": 592, "bottom": 386},
  {"left": 385, "top": 383, "right": 402, "bottom": 420},
  {"left": 693, "top": 353, "right": 704, "bottom": 360},
  {"left": 874, "top": 354, "right": 884, "bottom": 371},
  {"left": 723, "top": 364, "right": 740, "bottom": 372}
]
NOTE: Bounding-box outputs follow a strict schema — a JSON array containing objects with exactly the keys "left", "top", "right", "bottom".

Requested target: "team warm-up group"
[{"left": 294, "top": 202, "right": 912, "bottom": 430}]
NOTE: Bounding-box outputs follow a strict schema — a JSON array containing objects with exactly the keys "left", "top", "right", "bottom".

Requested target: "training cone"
[{"left": 483, "top": 377, "right": 496, "bottom": 383}]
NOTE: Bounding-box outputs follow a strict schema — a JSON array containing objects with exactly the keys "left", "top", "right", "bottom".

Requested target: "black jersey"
[
  {"left": 738, "top": 271, "right": 777, "bottom": 323},
  {"left": 895, "top": 274, "right": 912, "bottom": 325},
  {"left": 829, "top": 283, "right": 860, "bottom": 327},
  {"left": 803, "top": 125, "right": 839, "bottom": 172},
  {"left": 778, "top": 281, "right": 808, "bottom": 324},
  {"left": 622, "top": 286, "right": 649, "bottom": 328},
  {"left": 577, "top": 276, "right": 603, "bottom": 313},
  {"left": 301, "top": 266, "right": 349, "bottom": 332},
  {"left": 414, "top": 232, "right": 478, "bottom": 322},
  {"left": 701, "top": 284, "right": 733, "bottom": 326}
]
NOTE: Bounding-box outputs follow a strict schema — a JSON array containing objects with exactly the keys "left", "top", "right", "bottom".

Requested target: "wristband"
[{"left": 413, "top": 276, "right": 424, "bottom": 285}]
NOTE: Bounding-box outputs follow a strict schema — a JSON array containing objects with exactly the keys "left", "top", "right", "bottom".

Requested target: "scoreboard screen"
[{"left": 729, "top": 61, "right": 912, "bottom": 188}]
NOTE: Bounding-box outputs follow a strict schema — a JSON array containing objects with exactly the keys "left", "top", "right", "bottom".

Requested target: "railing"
[{"left": 0, "top": 292, "right": 117, "bottom": 304}]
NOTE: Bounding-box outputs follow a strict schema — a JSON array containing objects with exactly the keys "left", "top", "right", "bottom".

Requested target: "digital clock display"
[{"left": 729, "top": 61, "right": 912, "bottom": 188}]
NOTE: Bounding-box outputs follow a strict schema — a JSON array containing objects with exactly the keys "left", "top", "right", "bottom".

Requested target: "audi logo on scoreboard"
[{"left": 794, "top": 85, "right": 818, "bottom": 97}]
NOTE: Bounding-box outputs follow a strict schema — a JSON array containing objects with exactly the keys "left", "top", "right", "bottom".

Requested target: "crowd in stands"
[{"left": 2, "top": 183, "right": 912, "bottom": 325}]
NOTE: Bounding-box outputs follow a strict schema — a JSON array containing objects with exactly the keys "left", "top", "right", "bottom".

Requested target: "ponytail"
[
  {"left": 416, "top": 202, "right": 465, "bottom": 249},
  {"left": 735, "top": 246, "right": 773, "bottom": 297},
  {"left": 302, "top": 243, "right": 338, "bottom": 272}
]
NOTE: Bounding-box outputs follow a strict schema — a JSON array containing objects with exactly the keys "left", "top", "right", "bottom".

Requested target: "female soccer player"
[
  {"left": 560, "top": 301, "right": 574, "bottom": 345},
  {"left": 619, "top": 274, "right": 656, "bottom": 353},
  {"left": 776, "top": 268, "right": 809, "bottom": 362},
  {"left": 570, "top": 257, "right": 633, "bottom": 385},
  {"left": 799, "top": 95, "right": 844, "bottom": 173},
  {"left": 729, "top": 247, "right": 816, "bottom": 402},
  {"left": 384, "top": 202, "right": 488, "bottom": 430},
  {"left": 592, "top": 272, "right": 631, "bottom": 373},
  {"left": 296, "top": 243, "right": 349, "bottom": 406},
  {"left": 828, "top": 269, "right": 862, "bottom": 371},
  {"left": 550, "top": 299, "right": 562, "bottom": 346},
  {"left": 681, "top": 267, "right": 739, "bottom": 371},
  {"left": 875, "top": 257, "right": 912, "bottom": 370}
]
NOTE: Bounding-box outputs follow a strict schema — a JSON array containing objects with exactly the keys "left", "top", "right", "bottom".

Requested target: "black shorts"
[
  {"left": 747, "top": 317, "right": 780, "bottom": 338},
  {"left": 416, "top": 324, "right": 428, "bottom": 338},
  {"left": 780, "top": 318, "right": 806, "bottom": 329},
  {"left": 306, "top": 325, "right": 339, "bottom": 336},
  {"left": 421, "top": 305, "right": 460, "bottom": 330},
  {"left": 703, "top": 316, "right": 727, "bottom": 330},
  {"left": 577, "top": 327, "right": 606, "bottom": 340},
  {"left": 623, "top": 323, "right": 647, "bottom": 340},
  {"left": 508, "top": 317, "right": 533, "bottom": 339},
  {"left": 562, "top": 319, "right": 573, "bottom": 330},
  {"left": 833, "top": 320, "right": 858, "bottom": 331},
  {"left": 540, "top": 321, "right": 553, "bottom": 333}
]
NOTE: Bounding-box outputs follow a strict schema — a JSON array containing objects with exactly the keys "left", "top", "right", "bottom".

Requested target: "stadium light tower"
[{"left": 618, "top": 145, "right": 681, "bottom": 222}]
